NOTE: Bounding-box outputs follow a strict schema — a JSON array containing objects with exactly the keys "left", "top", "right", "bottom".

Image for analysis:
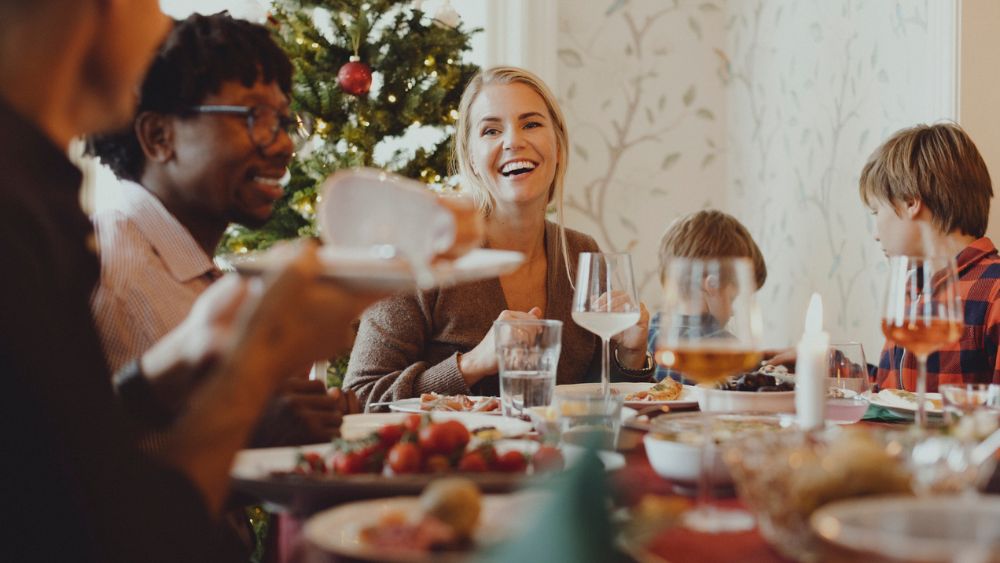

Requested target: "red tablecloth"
[{"left": 611, "top": 437, "right": 792, "bottom": 563}]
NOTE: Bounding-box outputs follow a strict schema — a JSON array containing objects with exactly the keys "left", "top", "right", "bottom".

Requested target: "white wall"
[
  {"left": 556, "top": 0, "right": 957, "bottom": 359},
  {"left": 959, "top": 0, "right": 1000, "bottom": 244}
]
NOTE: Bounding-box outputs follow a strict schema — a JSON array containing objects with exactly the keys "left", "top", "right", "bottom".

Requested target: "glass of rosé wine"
[
  {"left": 881, "top": 256, "right": 963, "bottom": 428},
  {"left": 656, "top": 257, "right": 763, "bottom": 533}
]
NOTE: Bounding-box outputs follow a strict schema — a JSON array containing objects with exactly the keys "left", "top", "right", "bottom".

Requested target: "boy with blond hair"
[
  {"left": 648, "top": 209, "right": 768, "bottom": 382},
  {"left": 860, "top": 123, "right": 1000, "bottom": 390}
]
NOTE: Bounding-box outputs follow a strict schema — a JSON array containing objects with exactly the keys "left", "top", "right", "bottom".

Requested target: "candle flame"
[{"left": 805, "top": 292, "right": 823, "bottom": 334}]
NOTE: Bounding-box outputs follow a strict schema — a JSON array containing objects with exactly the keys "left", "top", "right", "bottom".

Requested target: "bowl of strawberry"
[
  {"left": 231, "top": 414, "right": 573, "bottom": 515},
  {"left": 302, "top": 414, "right": 563, "bottom": 477}
]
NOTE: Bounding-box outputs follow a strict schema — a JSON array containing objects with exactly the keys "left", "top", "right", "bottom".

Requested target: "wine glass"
[
  {"left": 572, "top": 253, "right": 640, "bottom": 397},
  {"left": 825, "top": 343, "right": 871, "bottom": 424},
  {"left": 881, "top": 256, "right": 963, "bottom": 428},
  {"left": 656, "top": 257, "right": 762, "bottom": 532}
]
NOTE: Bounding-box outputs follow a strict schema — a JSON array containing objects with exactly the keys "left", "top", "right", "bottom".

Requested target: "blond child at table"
[
  {"left": 647, "top": 209, "right": 768, "bottom": 382},
  {"left": 859, "top": 123, "right": 1000, "bottom": 391}
]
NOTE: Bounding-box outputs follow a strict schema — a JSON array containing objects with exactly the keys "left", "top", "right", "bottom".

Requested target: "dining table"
[
  {"left": 264, "top": 420, "right": 797, "bottom": 563},
  {"left": 260, "top": 414, "right": 996, "bottom": 563}
]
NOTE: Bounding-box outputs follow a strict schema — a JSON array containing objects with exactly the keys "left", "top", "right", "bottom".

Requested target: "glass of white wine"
[
  {"left": 656, "top": 257, "right": 762, "bottom": 533},
  {"left": 572, "top": 253, "right": 641, "bottom": 397},
  {"left": 881, "top": 255, "right": 963, "bottom": 428}
]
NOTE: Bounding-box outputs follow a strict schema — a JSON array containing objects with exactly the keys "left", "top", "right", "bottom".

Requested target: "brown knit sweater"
[{"left": 345, "top": 221, "right": 635, "bottom": 406}]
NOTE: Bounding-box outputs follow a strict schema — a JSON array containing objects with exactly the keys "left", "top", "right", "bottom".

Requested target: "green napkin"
[
  {"left": 481, "top": 449, "right": 623, "bottom": 563},
  {"left": 861, "top": 403, "right": 910, "bottom": 423}
]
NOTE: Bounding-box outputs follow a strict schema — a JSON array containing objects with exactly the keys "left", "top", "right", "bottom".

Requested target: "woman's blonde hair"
[{"left": 451, "top": 66, "right": 577, "bottom": 281}]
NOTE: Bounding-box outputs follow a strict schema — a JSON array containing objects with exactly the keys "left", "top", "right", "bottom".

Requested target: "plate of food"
[
  {"left": 868, "top": 388, "right": 944, "bottom": 418},
  {"left": 555, "top": 380, "right": 699, "bottom": 409},
  {"left": 303, "top": 479, "right": 548, "bottom": 562},
  {"left": 696, "top": 365, "right": 797, "bottom": 413},
  {"left": 387, "top": 393, "right": 501, "bottom": 415},
  {"left": 341, "top": 412, "right": 530, "bottom": 441},
  {"left": 231, "top": 413, "right": 621, "bottom": 514}
]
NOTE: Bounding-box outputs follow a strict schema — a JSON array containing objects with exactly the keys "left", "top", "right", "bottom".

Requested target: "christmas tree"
[{"left": 223, "top": 0, "right": 480, "bottom": 253}]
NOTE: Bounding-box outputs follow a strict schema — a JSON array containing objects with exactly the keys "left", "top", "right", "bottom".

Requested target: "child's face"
[
  {"left": 705, "top": 280, "right": 739, "bottom": 326},
  {"left": 872, "top": 198, "right": 922, "bottom": 257}
]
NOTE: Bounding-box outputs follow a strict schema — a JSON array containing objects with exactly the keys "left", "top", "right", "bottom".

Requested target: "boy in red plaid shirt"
[{"left": 860, "top": 123, "right": 1000, "bottom": 391}]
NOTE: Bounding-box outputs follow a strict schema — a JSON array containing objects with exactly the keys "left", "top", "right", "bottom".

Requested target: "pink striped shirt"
[{"left": 91, "top": 181, "right": 219, "bottom": 373}]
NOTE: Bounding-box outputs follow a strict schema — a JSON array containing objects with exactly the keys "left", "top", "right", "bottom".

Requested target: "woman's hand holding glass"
[
  {"left": 612, "top": 299, "right": 650, "bottom": 369},
  {"left": 458, "top": 307, "right": 543, "bottom": 387}
]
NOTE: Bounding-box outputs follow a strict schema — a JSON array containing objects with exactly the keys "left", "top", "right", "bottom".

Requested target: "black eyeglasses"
[{"left": 187, "top": 105, "right": 301, "bottom": 150}]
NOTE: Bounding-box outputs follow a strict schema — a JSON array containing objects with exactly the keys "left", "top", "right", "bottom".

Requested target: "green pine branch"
[{"left": 221, "top": 0, "right": 480, "bottom": 254}]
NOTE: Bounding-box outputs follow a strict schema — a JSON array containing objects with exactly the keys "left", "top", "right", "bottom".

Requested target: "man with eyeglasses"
[{"left": 86, "top": 13, "right": 361, "bottom": 450}]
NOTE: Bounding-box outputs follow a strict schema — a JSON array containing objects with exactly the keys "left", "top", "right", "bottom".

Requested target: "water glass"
[
  {"left": 825, "top": 343, "right": 871, "bottom": 424},
  {"left": 553, "top": 390, "right": 624, "bottom": 450},
  {"left": 940, "top": 383, "right": 1000, "bottom": 439},
  {"left": 495, "top": 319, "right": 562, "bottom": 419}
]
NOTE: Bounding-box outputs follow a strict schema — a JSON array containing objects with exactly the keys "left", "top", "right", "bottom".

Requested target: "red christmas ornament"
[{"left": 338, "top": 56, "right": 372, "bottom": 96}]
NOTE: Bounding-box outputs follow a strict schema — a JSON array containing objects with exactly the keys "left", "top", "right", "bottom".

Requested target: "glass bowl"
[
  {"left": 644, "top": 412, "right": 794, "bottom": 486},
  {"left": 722, "top": 426, "right": 997, "bottom": 562},
  {"left": 811, "top": 496, "right": 1000, "bottom": 562}
]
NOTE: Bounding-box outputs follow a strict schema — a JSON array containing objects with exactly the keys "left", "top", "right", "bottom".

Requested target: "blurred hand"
[
  {"left": 762, "top": 348, "right": 796, "bottom": 369},
  {"left": 434, "top": 194, "right": 484, "bottom": 261},
  {"left": 458, "top": 307, "right": 542, "bottom": 386},
  {"left": 250, "top": 379, "right": 362, "bottom": 447},
  {"left": 228, "top": 240, "right": 390, "bottom": 387},
  {"left": 140, "top": 273, "right": 250, "bottom": 412}
]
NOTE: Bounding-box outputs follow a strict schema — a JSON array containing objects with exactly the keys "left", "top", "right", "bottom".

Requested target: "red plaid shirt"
[{"left": 877, "top": 237, "right": 1000, "bottom": 391}]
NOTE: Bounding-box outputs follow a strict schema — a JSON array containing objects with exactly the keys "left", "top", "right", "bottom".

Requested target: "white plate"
[
  {"left": 230, "top": 438, "right": 622, "bottom": 515},
  {"left": 303, "top": 491, "right": 548, "bottom": 562},
  {"left": 694, "top": 386, "right": 796, "bottom": 413},
  {"left": 811, "top": 496, "right": 1000, "bottom": 562},
  {"left": 225, "top": 247, "right": 523, "bottom": 292},
  {"left": 387, "top": 396, "right": 501, "bottom": 415},
  {"left": 341, "top": 412, "right": 531, "bottom": 440},
  {"left": 868, "top": 389, "right": 944, "bottom": 418},
  {"left": 555, "top": 382, "right": 700, "bottom": 409}
]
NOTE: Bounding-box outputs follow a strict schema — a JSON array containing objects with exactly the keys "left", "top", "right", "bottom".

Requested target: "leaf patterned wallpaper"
[{"left": 556, "top": 0, "right": 954, "bottom": 356}]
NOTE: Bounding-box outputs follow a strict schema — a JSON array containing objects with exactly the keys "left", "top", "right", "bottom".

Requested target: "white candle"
[{"left": 795, "top": 293, "right": 829, "bottom": 430}]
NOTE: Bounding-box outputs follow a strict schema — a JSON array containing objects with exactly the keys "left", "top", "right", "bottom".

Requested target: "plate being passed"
[
  {"left": 303, "top": 491, "right": 549, "bottom": 562},
  {"left": 555, "top": 382, "right": 699, "bottom": 410},
  {"left": 868, "top": 389, "right": 944, "bottom": 418},
  {"left": 224, "top": 247, "right": 523, "bottom": 292},
  {"left": 230, "top": 439, "right": 622, "bottom": 515}
]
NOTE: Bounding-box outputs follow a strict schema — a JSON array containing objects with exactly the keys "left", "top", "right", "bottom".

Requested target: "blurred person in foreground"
[
  {"left": 860, "top": 123, "right": 1000, "bottom": 391},
  {"left": 87, "top": 12, "right": 355, "bottom": 447},
  {"left": 0, "top": 1, "right": 477, "bottom": 561}
]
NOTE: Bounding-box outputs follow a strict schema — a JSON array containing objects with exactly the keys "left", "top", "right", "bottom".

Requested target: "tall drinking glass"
[
  {"left": 825, "top": 343, "right": 871, "bottom": 424},
  {"left": 572, "top": 253, "right": 640, "bottom": 397},
  {"left": 656, "top": 257, "right": 762, "bottom": 533},
  {"left": 881, "top": 256, "right": 963, "bottom": 428},
  {"left": 495, "top": 319, "right": 562, "bottom": 419}
]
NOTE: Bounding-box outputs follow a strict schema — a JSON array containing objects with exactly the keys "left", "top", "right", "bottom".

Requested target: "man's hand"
[
  {"left": 229, "top": 241, "right": 389, "bottom": 385},
  {"left": 251, "top": 379, "right": 362, "bottom": 447},
  {"left": 139, "top": 274, "right": 250, "bottom": 413}
]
